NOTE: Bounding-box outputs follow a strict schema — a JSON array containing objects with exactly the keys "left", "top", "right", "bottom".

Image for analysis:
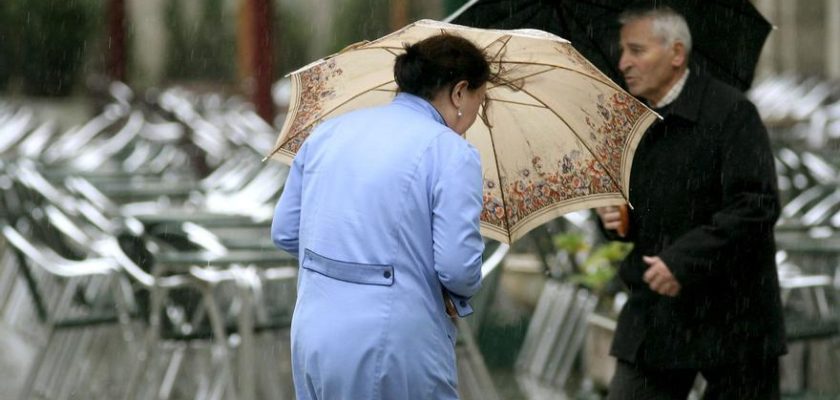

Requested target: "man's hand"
[
  {"left": 596, "top": 206, "right": 624, "bottom": 232},
  {"left": 642, "top": 256, "right": 681, "bottom": 297}
]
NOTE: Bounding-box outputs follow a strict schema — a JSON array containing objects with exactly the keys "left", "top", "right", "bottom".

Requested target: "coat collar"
[
  {"left": 658, "top": 68, "right": 708, "bottom": 124},
  {"left": 392, "top": 92, "right": 446, "bottom": 126}
]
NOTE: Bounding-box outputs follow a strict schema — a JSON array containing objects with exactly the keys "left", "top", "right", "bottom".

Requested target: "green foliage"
[
  {"left": 6, "top": 0, "right": 98, "bottom": 96},
  {"left": 443, "top": 0, "right": 470, "bottom": 15},
  {"left": 554, "top": 232, "right": 632, "bottom": 295},
  {"left": 571, "top": 241, "right": 633, "bottom": 294},
  {"left": 553, "top": 232, "right": 589, "bottom": 255},
  {"left": 164, "top": 0, "right": 235, "bottom": 82},
  {"left": 275, "top": 3, "right": 311, "bottom": 76},
  {"left": 0, "top": 3, "right": 11, "bottom": 90},
  {"left": 329, "top": 0, "right": 390, "bottom": 54}
]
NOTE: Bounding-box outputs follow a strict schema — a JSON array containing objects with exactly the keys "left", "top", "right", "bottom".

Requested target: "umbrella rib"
[
  {"left": 489, "top": 65, "right": 602, "bottom": 108},
  {"left": 485, "top": 97, "right": 547, "bottom": 109},
  {"left": 352, "top": 46, "right": 620, "bottom": 91},
  {"left": 482, "top": 117, "right": 512, "bottom": 242},
  {"left": 488, "top": 63, "right": 629, "bottom": 202},
  {"left": 512, "top": 85, "right": 628, "bottom": 204},
  {"left": 500, "top": 60, "right": 622, "bottom": 91},
  {"left": 484, "top": 35, "right": 513, "bottom": 63},
  {"left": 489, "top": 67, "right": 550, "bottom": 87}
]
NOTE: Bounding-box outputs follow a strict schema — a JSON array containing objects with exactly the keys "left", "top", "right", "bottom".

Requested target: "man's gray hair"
[{"left": 619, "top": 7, "right": 692, "bottom": 55}]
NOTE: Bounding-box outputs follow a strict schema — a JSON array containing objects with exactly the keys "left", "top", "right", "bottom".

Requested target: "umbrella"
[
  {"left": 447, "top": 0, "right": 772, "bottom": 91},
  {"left": 267, "top": 19, "right": 657, "bottom": 243}
]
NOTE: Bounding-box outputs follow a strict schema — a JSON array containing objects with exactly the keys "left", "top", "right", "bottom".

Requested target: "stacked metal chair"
[
  {"left": 752, "top": 75, "right": 840, "bottom": 394},
  {"left": 0, "top": 84, "right": 298, "bottom": 399},
  {"left": 0, "top": 83, "right": 511, "bottom": 399}
]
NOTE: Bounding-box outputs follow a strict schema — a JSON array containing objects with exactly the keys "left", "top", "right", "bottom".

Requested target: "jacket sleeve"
[
  {"left": 271, "top": 143, "right": 307, "bottom": 257},
  {"left": 659, "top": 99, "right": 780, "bottom": 290},
  {"left": 432, "top": 145, "right": 484, "bottom": 307}
]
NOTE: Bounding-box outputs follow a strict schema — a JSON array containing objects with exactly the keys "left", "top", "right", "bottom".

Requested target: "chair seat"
[{"left": 785, "top": 316, "right": 840, "bottom": 341}]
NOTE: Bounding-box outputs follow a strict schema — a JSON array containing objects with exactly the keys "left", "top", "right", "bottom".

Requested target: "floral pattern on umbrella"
[
  {"left": 279, "top": 60, "right": 343, "bottom": 155},
  {"left": 480, "top": 91, "right": 648, "bottom": 235},
  {"left": 269, "top": 20, "right": 658, "bottom": 243}
]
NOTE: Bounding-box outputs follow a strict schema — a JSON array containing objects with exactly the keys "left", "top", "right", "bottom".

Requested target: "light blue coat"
[{"left": 272, "top": 93, "right": 484, "bottom": 400}]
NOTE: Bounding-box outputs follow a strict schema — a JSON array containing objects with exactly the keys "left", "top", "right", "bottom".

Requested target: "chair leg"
[
  {"left": 85, "top": 326, "right": 127, "bottom": 398},
  {"left": 123, "top": 287, "right": 167, "bottom": 400},
  {"left": 193, "top": 348, "right": 212, "bottom": 400},
  {"left": 158, "top": 344, "right": 187, "bottom": 400},
  {"left": 57, "top": 328, "right": 97, "bottom": 400},
  {"left": 112, "top": 275, "right": 142, "bottom": 355},
  {"left": 235, "top": 270, "right": 257, "bottom": 400},
  {"left": 122, "top": 329, "right": 154, "bottom": 399},
  {"left": 0, "top": 250, "right": 20, "bottom": 314},
  {"left": 18, "top": 326, "right": 55, "bottom": 400},
  {"left": 200, "top": 284, "right": 237, "bottom": 400}
]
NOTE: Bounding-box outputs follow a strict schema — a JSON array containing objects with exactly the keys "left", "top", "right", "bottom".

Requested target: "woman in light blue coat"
[{"left": 272, "top": 34, "right": 491, "bottom": 400}]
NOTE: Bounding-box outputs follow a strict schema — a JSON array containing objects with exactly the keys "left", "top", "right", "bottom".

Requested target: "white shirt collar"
[{"left": 652, "top": 68, "right": 689, "bottom": 109}]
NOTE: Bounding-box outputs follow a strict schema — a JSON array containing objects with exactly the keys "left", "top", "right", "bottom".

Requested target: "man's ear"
[
  {"left": 450, "top": 80, "right": 469, "bottom": 108},
  {"left": 671, "top": 42, "right": 687, "bottom": 68}
]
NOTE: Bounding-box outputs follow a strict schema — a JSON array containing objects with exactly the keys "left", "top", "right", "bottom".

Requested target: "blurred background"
[
  {"left": 1, "top": 0, "right": 840, "bottom": 399},
  {"left": 0, "top": 0, "right": 838, "bottom": 122}
]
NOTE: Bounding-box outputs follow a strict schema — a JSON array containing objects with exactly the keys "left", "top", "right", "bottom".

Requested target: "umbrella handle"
[{"left": 616, "top": 204, "right": 629, "bottom": 238}]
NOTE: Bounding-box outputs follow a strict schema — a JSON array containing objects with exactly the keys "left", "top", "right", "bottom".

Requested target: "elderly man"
[{"left": 596, "top": 7, "right": 786, "bottom": 399}]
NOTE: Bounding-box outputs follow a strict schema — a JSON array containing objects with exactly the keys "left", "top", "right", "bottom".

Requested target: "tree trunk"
[{"left": 107, "top": 0, "right": 127, "bottom": 82}]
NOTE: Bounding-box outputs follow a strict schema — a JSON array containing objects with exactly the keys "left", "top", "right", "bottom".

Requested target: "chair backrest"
[
  {"left": 12, "top": 161, "right": 78, "bottom": 214},
  {"left": 0, "top": 108, "right": 34, "bottom": 155},
  {"left": 2, "top": 224, "right": 117, "bottom": 325},
  {"left": 70, "top": 111, "right": 145, "bottom": 171},
  {"left": 515, "top": 280, "right": 597, "bottom": 388},
  {"left": 2, "top": 225, "right": 115, "bottom": 279},
  {"left": 64, "top": 176, "right": 120, "bottom": 216},
  {"left": 43, "top": 112, "right": 123, "bottom": 164},
  {"left": 17, "top": 121, "right": 58, "bottom": 159}
]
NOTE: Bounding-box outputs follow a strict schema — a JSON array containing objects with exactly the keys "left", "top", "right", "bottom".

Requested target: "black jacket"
[{"left": 608, "top": 70, "right": 786, "bottom": 368}]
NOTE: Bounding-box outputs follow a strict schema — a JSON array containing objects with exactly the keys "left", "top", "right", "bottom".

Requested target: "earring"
[{"left": 457, "top": 109, "right": 463, "bottom": 118}]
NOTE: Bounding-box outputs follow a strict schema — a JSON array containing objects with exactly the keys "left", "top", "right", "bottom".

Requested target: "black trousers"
[{"left": 606, "top": 358, "right": 780, "bottom": 400}]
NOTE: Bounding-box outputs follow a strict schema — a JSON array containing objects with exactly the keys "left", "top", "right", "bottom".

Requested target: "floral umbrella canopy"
[{"left": 268, "top": 19, "right": 657, "bottom": 243}]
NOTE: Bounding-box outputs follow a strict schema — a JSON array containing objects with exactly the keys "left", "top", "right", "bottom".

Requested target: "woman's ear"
[{"left": 450, "top": 80, "right": 469, "bottom": 108}]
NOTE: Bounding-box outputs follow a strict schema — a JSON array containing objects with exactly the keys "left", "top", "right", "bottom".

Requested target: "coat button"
[
  {"left": 383, "top": 271, "right": 391, "bottom": 279},
  {"left": 459, "top": 300, "right": 467, "bottom": 307}
]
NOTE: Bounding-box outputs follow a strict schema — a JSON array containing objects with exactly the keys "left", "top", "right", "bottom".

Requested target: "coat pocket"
[{"left": 302, "top": 249, "right": 394, "bottom": 286}]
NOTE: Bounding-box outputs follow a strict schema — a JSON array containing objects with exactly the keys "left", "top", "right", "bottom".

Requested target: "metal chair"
[
  {"left": 516, "top": 280, "right": 598, "bottom": 395},
  {"left": 2, "top": 225, "right": 120, "bottom": 400}
]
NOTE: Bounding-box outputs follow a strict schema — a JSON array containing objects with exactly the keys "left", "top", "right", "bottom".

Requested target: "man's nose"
[{"left": 618, "top": 55, "right": 631, "bottom": 74}]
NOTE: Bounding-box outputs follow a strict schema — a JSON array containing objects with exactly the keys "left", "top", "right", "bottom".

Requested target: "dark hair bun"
[{"left": 394, "top": 34, "right": 490, "bottom": 101}]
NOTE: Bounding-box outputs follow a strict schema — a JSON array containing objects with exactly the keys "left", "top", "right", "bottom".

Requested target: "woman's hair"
[
  {"left": 393, "top": 34, "right": 491, "bottom": 101},
  {"left": 619, "top": 6, "right": 692, "bottom": 55}
]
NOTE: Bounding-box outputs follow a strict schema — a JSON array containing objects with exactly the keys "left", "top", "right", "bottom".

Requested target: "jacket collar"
[
  {"left": 392, "top": 92, "right": 446, "bottom": 126},
  {"left": 658, "top": 68, "right": 708, "bottom": 124}
]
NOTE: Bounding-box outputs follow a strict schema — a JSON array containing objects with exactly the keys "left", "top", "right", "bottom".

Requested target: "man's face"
[{"left": 618, "top": 18, "right": 683, "bottom": 104}]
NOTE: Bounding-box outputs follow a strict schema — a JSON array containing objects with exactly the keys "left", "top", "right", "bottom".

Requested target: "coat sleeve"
[
  {"left": 271, "top": 143, "right": 308, "bottom": 257},
  {"left": 659, "top": 99, "right": 780, "bottom": 290},
  {"left": 432, "top": 145, "right": 484, "bottom": 305}
]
